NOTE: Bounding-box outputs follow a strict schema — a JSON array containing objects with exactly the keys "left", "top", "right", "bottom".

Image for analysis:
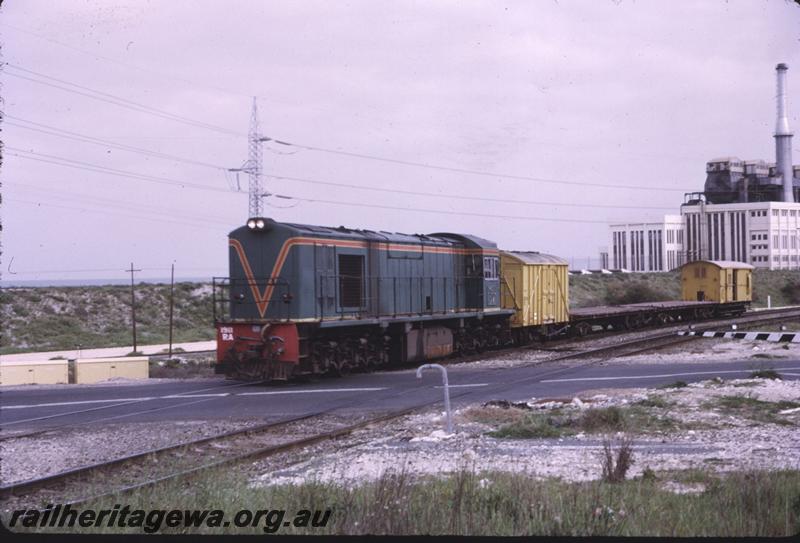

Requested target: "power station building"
[
  {"left": 608, "top": 63, "right": 800, "bottom": 271},
  {"left": 608, "top": 216, "right": 684, "bottom": 271}
]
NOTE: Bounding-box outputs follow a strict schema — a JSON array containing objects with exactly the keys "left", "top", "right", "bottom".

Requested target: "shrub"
[{"left": 600, "top": 436, "right": 634, "bottom": 483}]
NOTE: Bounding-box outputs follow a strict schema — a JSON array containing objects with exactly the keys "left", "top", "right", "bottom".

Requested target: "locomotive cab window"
[
  {"left": 466, "top": 255, "right": 481, "bottom": 277},
  {"left": 483, "top": 257, "right": 499, "bottom": 279},
  {"left": 338, "top": 254, "right": 364, "bottom": 308}
]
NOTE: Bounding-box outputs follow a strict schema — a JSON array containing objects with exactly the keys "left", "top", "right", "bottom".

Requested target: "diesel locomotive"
[
  {"left": 213, "top": 218, "right": 515, "bottom": 380},
  {"left": 214, "top": 218, "right": 752, "bottom": 381}
]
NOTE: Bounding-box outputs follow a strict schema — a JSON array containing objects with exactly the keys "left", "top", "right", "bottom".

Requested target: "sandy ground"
[{"left": 253, "top": 377, "right": 800, "bottom": 488}]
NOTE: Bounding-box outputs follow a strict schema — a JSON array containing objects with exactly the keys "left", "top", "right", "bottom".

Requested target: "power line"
[
  {"left": 264, "top": 137, "right": 692, "bottom": 193},
  {"left": 6, "top": 146, "right": 670, "bottom": 216},
  {"left": 4, "top": 65, "right": 246, "bottom": 137},
  {"left": 269, "top": 172, "right": 675, "bottom": 210},
  {"left": 269, "top": 194, "right": 612, "bottom": 224},
  {"left": 0, "top": 22, "right": 255, "bottom": 101},
  {"left": 8, "top": 198, "right": 228, "bottom": 230},
  {"left": 8, "top": 115, "right": 669, "bottom": 211},
  {"left": 8, "top": 63, "right": 694, "bottom": 195},
  {"left": 8, "top": 148, "right": 630, "bottom": 223},
  {"left": 8, "top": 182, "right": 234, "bottom": 225},
  {"left": 9, "top": 63, "right": 694, "bottom": 194},
  {"left": 6, "top": 116, "right": 229, "bottom": 170},
  {"left": 6, "top": 148, "right": 236, "bottom": 194}
]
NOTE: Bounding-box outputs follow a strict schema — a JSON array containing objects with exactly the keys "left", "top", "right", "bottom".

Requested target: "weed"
[
  {"left": 641, "top": 467, "right": 658, "bottom": 482},
  {"left": 600, "top": 436, "right": 634, "bottom": 483},
  {"left": 658, "top": 381, "right": 688, "bottom": 389},
  {"left": 704, "top": 396, "right": 800, "bottom": 426},
  {"left": 634, "top": 396, "right": 673, "bottom": 409},
  {"left": 488, "top": 413, "right": 567, "bottom": 438},
  {"left": 749, "top": 369, "right": 782, "bottom": 380},
  {"left": 488, "top": 405, "right": 679, "bottom": 438}
]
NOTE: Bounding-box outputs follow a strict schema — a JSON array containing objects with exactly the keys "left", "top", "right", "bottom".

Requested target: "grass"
[
  {"left": 568, "top": 269, "right": 800, "bottom": 310},
  {"left": 7, "top": 469, "right": 799, "bottom": 536},
  {"left": 486, "top": 405, "right": 680, "bottom": 438},
  {"left": 703, "top": 396, "right": 800, "bottom": 426},
  {"left": 569, "top": 272, "right": 680, "bottom": 309}
]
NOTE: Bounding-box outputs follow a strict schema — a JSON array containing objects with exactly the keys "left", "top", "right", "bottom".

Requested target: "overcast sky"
[{"left": 2, "top": 0, "right": 800, "bottom": 281}]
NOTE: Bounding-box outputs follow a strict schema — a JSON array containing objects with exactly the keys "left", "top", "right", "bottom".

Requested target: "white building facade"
[
  {"left": 608, "top": 215, "right": 684, "bottom": 272},
  {"left": 681, "top": 201, "right": 800, "bottom": 270}
]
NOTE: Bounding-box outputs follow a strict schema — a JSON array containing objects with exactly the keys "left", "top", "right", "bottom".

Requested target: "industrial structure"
[
  {"left": 608, "top": 216, "right": 684, "bottom": 272},
  {"left": 608, "top": 63, "right": 800, "bottom": 271}
]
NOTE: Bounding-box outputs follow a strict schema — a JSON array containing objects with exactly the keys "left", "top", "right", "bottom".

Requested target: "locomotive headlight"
[
  {"left": 256, "top": 219, "right": 265, "bottom": 229},
  {"left": 247, "top": 219, "right": 257, "bottom": 229}
]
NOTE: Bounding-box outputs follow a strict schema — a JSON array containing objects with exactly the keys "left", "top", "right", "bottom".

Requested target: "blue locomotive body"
[{"left": 214, "top": 218, "right": 514, "bottom": 380}]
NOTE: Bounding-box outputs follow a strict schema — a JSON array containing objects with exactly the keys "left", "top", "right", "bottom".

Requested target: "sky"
[{"left": 2, "top": 0, "right": 800, "bottom": 282}]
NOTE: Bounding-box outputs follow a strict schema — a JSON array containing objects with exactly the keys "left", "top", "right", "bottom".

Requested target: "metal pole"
[
  {"left": 416, "top": 363, "right": 453, "bottom": 433},
  {"left": 168, "top": 263, "right": 175, "bottom": 359},
  {"left": 126, "top": 262, "right": 142, "bottom": 352}
]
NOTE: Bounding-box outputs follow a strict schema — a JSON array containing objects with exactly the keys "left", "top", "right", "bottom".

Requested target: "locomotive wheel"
[
  {"left": 331, "top": 359, "right": 351, "bottom": 377},
  {"left": 575, "top": 322, "right": 591, "bottom": 337}
]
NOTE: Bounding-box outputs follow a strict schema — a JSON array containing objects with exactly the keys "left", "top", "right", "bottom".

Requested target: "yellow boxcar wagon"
[
  {"left": 499, "top": 251, "right": 570, "bottom": 341},
  {"left": 680, "top": 260, "right": 753, "bottom": 304}
]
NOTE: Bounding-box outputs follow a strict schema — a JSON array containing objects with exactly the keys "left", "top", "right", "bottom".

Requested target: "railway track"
[{"left": 4, "top": 305, "right": 799, "bottom": 507}]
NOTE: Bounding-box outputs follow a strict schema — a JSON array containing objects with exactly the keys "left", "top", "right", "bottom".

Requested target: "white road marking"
[
  {"left": 435, "top": 383, "right": 488, "bottom": 388},
  {"left": 2, "top": 386, "right": 385, "bottom": 411},
  {"left": 541, "top": 367, "right": 800, "bottom": 383},
  {"left": 2, "top": 397, "right": 156, "bottom": 410},
  {"left": 161, "top": 393, "right": 231, "bottom": 398},
  {"left": 238, "top": 387, "right": 385, "bottom": 396}
]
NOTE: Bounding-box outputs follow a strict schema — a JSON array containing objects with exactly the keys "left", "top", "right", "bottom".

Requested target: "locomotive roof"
[{"left": 231, "top": 219, "right": 496, "bottom": 248}]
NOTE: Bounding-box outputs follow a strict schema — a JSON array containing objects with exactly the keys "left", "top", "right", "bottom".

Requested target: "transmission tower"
[
  {"left": 247, "top": 97, "right": 264, "bottom": 217},
  {"left": 228, "top": 97, "right": 265, "bottom": 218}
]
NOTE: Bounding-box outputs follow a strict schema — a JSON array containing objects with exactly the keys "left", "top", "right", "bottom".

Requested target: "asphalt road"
[{"left": 2, "top": 358, "right": 799, "bottom": 431}]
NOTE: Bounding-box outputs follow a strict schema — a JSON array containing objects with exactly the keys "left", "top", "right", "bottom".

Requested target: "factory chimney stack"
[{"left": 775, "top": 63, "right": 794, "bottom": 202}]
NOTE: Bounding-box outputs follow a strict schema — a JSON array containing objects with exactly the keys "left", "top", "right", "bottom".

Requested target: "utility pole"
[
  {"left": 126, "top": 262, "right": 142, "bottom": 352},
  {"left": 168, "top": 263, "right": 175, "bottom": 360}
]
